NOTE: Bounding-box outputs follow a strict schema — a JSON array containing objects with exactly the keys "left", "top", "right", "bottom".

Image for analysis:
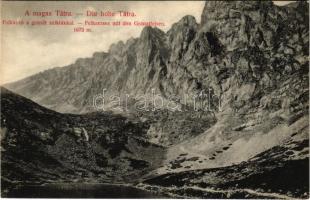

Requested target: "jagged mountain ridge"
[
  {"left": 4, "top": 0, "right": 309, "bottom": 172},
  {"left": 6, "top": 1, "right": 308, "bottom": 115},
  {"left": 1, "top": 1, "right": 309, "bottom": 198}
]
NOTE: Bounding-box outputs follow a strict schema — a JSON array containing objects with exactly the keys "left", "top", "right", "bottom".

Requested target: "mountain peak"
[
  {"left": 140, "top": 26, "right": 165, "bottom": 40},
  {"left": 179, "top": 15, "right": 197, "bottom": 26},
  {"left": 109, "top": 41, "right": 125, "bottom": 54},
  {"left": 202, "top": 0, "right": 273, "bottom": 9},
  {"left": 201, "top": 0, "right": 273, "bottom": 24}
]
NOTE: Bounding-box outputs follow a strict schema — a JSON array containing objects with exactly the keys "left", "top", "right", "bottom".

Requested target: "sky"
[{"left": 0, "top": 1, "right": 297, "bottom": 84}]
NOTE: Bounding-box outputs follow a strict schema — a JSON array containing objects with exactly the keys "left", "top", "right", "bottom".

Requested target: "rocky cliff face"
[
  {"left": 2, "top": 1, "right": 309, "bottom": 198},
  {"left": 6, "top": 1, "right": 308, "bottom": 116},
  {"left": 5, "top": 0, "right": 309, "bottom": 148}
]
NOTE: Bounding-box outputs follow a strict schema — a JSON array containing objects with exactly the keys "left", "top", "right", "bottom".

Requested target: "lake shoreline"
[{"left": 6, "top": 182, "right": 168, "bottom": 198}]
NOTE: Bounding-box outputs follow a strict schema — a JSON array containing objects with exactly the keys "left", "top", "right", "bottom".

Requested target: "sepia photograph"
[{"left": 0, "top": 0, "right": 309, "bottom": 199}]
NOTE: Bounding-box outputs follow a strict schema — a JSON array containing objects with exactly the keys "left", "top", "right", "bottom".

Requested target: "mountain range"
[{"left": 1, "top": 1, "right": 309, "bottom": 198}]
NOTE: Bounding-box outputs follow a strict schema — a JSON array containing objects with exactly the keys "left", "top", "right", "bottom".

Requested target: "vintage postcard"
[{"left": 0, "top": 0, "right": 309, "bottom": 199}]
